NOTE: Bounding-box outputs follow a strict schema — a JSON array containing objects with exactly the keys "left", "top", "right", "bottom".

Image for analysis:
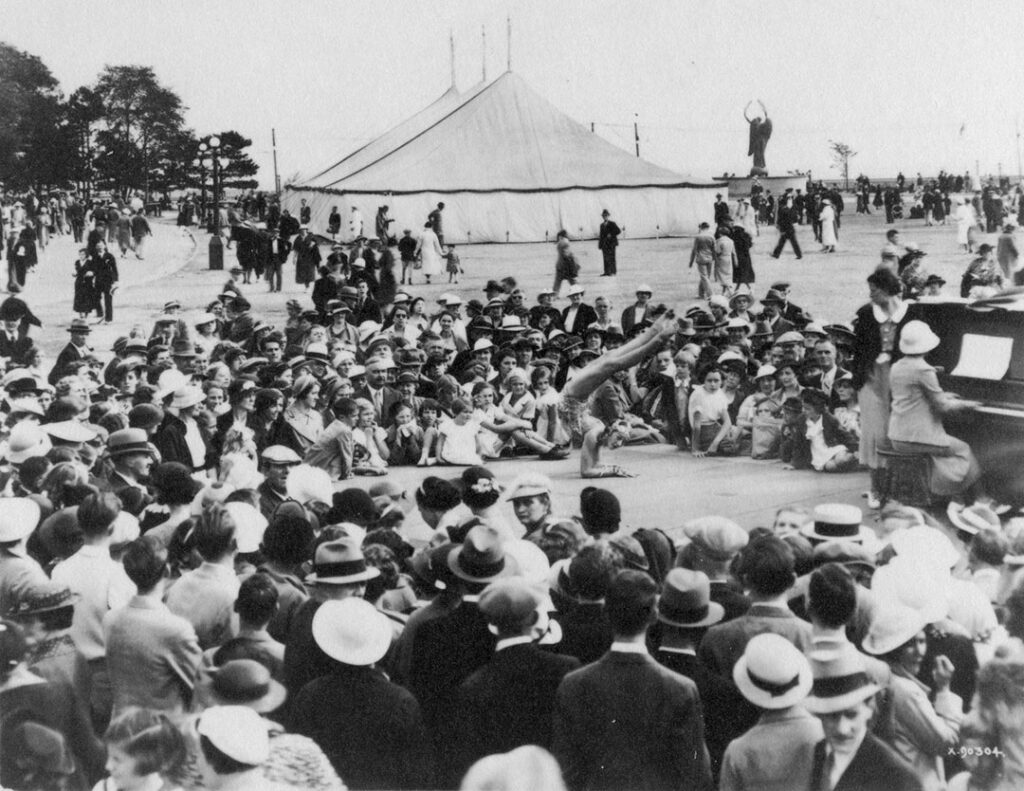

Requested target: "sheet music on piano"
[{"left": 950, "top": 334, "right": 1014, "bottom": 380}]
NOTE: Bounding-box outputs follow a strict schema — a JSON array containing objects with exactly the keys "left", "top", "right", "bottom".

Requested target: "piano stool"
[{"left": 877, "top": 449, "right": 934, "bottom": 508}]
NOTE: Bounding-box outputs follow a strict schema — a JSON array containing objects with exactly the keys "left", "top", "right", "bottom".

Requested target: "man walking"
[
  {"left": 771, "top": 198, "right": 803, "bottom": 259},
  {"left": 598, "top": 209, "right": 621, "bottom": 276},
  {"left": 689, "top": 222, "right": 716, "bottom": 298}
]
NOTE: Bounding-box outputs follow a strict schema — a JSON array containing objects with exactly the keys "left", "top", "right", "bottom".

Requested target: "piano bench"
[{"left": 877, "top": 450, "right": 934, "bottom": 508}]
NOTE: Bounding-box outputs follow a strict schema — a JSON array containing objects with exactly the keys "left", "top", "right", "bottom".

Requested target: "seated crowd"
[{"left": 0, "top": 229, "right": 1022, "bottom": 791}]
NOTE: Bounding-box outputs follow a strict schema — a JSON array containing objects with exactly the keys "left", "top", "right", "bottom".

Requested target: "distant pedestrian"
[
  {"left": 552, "top": 230, "right": 579, "bottom": 295},
  {"left": 997, "top": 223, "right": 1020, "bottom": 283},
  {"left": 713, "top": 226, "right": 736, "bottom": 295},
  {"left": 689, "top": 222, "right": 716, "bottom": 298},
  {"left": 598, "top": 209, "right": 621, "bottom": 276},
  {"left": 130, "top": 211, "right": 151, "bottom": 260},
  {"left": 428, "top": 202, "right": 445, "bottom": 246},
  {"left": 771, "top": 200, "right": 802, "bottom": 259}
]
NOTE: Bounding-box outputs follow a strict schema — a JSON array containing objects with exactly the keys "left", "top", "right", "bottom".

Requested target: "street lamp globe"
[{"left": 209, "top": 136, "right": 221, "bottom": 149}]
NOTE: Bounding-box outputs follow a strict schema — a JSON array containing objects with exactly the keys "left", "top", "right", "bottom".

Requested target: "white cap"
[
  {"left": 196, "top": 706, "right": 269, "bottom": 766},
  {"left": 566, "top": 284, "right": 585, "bottom": 297}
]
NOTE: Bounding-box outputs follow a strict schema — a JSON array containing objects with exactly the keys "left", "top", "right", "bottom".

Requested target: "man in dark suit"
[
  {"left": 49, "top": 318, "right": 93, "bottom": 385},
  {"left": 354, "top": 358, "right": 402, "bottom": 428},
  {"left": 291, "top": 597, "right": 432, "bottom": 790},
  {"left": 553, "top": 570, "right": 713, "bottom": 791},
  {"left": 350, "top": 277, "right": 382, "bottom": 324},
  {"left": 455, "top": 578, "right": 580, "bottom": 778},
  {"left": 549, "top": 544, "right": 615, "bottom": 665},
  {"left": 805, "top": 646, "right": 921, "bottom": 791},
  {"left": 758, "top": 291, "right": 796, "bottom": 339},
  {"left": 653, "top": 569, "right": 748, "bottom": 780},
  {"left": 560, "top": 285, "right": 598, "bottom": 336},
  {"left": 409, "top": 527, "right": 510, "bottom": 786},
  {"left": 598, "top": 209, "right": 621, "bottom": 276},
  {"left": 771, "top": 198, "right": 802, "bottom": 259},
  {"left": 0, "top": 313, "right": 34, "bottom": 365},
  {"left": 620, "top": 285, "right": 653, "bottom": 335}
]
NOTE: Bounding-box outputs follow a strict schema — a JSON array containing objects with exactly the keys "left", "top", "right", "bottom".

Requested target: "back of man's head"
[
  {"left": 78, "top": 491, "right": 122, "bottom": 539},
  {"left": 193, "top": 504, "right": 237, "bottom": 562},
  {"left": 123, "top": 534, "right": 167, "bottom": 593},
  {"left": 568, "top": 542, "right": 620, "bottom": 601},
  {"left": 605, "top": 569, "right": 657, "bottom": 637},
  {"left": 737, "top": 535, "right": 796, "bottom": 598},
  {"left": 807, "top": 562, "right": 857, "bottom": 629},
  {"left": 234, "top": 572, "right": 278, "bottom": 626}
]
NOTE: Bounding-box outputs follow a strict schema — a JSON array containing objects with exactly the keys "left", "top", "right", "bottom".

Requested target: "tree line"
[{"left": 0, "top": 42, "right": 259, "bottom": 199}]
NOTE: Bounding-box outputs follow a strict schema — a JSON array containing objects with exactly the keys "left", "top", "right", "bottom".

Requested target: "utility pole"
[
  {"left": 591, "top": 122, "right": 595, "bottom": 133},
  {"left": 634, "top": 114, "right": 640, "bottom": 158},
  {"left": 272, "top": 128, "right": 280, "bottom": 196}
]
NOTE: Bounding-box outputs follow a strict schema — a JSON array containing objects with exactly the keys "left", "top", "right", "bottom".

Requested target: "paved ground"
[{"left": 12, "top": 207, "right": 998, "bottom": 535}]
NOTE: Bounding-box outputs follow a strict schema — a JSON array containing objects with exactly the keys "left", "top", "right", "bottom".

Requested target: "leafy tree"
[
  {"left": 0, "top": 41, "right": 69, "bottom": 190},
  {"left": 206, "top": 130, "right": 259, "bottom": 190},
  {"left": 829, "top": 140, "right": 857, "bottom": 191},
  {"left": 92, "top": 65, "right": 186, "bottom": 196}
]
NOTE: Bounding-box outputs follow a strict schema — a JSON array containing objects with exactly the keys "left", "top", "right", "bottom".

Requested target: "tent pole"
[
  {"left": 450, "top": 30, "right": 456, "bottom": 89},
  {"left": 634, "top": 114, "right": 640, "bottom": 158},
  {"left": 482, "top": 26, "right": 487, "bottom": 81},
  {"left": 272, "top": 127, "right": 280, "bottom": 196},
  {"left": 507, "top": 15, "right": 511, "bottom": 71}
]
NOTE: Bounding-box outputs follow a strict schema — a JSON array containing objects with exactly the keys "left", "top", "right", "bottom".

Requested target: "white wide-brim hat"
[
  {"left": 733, "top": 633, "right": 812, "bottom": 709},
  {"left": 312, "top": 598, "right": 392, "bottom": 666}
]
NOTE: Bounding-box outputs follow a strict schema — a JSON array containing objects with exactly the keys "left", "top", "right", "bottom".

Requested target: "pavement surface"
[{"left": 10, "top": 207, "right": 1000, "bottom": 536}]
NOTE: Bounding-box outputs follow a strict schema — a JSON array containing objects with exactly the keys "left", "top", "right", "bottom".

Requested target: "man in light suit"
[
  {"left": 553, "top": 570, "right": 712, "bottom": 791},
  {"left": 104, "top": 535, "right": 202, "bottom": 715}
]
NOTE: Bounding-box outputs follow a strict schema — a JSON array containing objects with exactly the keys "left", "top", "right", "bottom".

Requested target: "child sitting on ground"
[
  {"left": 436, "top": 397, "right": 484, "bottom": 465},
  {"left": 498, "top": 368, "right": 570, "bottom": 460},
  {"left": 417, "top": 398, "right": 443, "bottom": 466},
  {"left": 782, "top": 389, "right": 858, "bottom": 472},
  {"left": 831, "top": 372, "right": 861, "bottom": 439},
  {"left": 352, "top": 398, "right": 389, "bottom": 475},
  {"left": 532, "top": 366, "right": 568, "bottom": 447},
  {"left": 386, "top": 401, "right": 423, "bottom": 466}
]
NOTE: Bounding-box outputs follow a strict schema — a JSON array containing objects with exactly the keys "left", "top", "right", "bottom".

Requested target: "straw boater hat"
[
  {"left": 312, "top": 597, "right": 392, "bottom": 666},
  {"left": 733, "top": 633, "right": 813, "bottom": 709},
  {"left": 657, "top": 569, "right": 725, "bottom": 629},
  {"left": 8, "top": 581, "right": 80, "bottom": 621},
  {"left": 801, "top": 504, "right": 878, "bottom": 544},
  {"left": 199, "top": 659, "right": 286, "bottom": 713},
  {"left": 862, "top": 602, "right": 928, "bottom": 656},
  {"left": 946, "top": 503, "right": 1001, "bottom": 536},
  {"left": 803, "top": 644, "right": 881, "bottom": 714}
]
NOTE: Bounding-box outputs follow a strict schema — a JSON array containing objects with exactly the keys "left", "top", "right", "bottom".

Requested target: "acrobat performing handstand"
[{"left": 558, "top": 310, "right": 678, "bottom": 477}]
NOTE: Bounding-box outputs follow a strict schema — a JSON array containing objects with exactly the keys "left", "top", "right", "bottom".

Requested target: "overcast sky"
[{"left": 4, "top": 1, "right": 1020, "bottom": 188}]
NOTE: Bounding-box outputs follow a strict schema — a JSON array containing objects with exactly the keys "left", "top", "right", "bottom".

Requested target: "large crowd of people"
[{"left": 0, "top": 183, "right": 1022, "bottom": 791}]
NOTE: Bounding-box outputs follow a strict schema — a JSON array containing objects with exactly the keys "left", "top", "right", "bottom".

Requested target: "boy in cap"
[{"left": 454, "top": 577, "right": 580, "bottom": 777}]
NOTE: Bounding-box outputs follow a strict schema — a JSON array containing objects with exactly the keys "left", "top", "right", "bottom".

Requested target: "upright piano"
[{"left": 909, "top": 293, "right": 1024, "bottom": 502}]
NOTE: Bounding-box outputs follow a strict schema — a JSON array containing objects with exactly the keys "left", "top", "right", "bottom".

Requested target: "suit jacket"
[
  {"left": 719, "top": 707, "right": 823, "bottom": 791},
  {"left": 620, "top": 303, "right": 651, "bottom": 335},
  {"left": 783, "top": 410, "right": 858, "bottom": 470},
  {"left": 654, "top": 649, "right": 748, "bottom": 780},
  {"left": 226, "top": 311, "right": 256, "bottom": 345},
  {"left": 355, "top": 384, "right": 403, "bottom": 427},
  {"left": 0, "top": 330, "right": 33, "bottom": 365},
  {"left": 561, "top": 303, "right": 599, "bottom": 336},
  {"left": 291, "top": 665, "right": 432, "bottom": 790},
  {"left": 553, "top": 650, "right": 712, "bottom": 791},
  {"left": 709, "top": 580, "right": 751, "bottom": 623},
  {"left": 599, "top": 220, "right": 621, "bottom": 250},
  {"left": 456, "top": 643, "right": 580, "bottom": 779},
  {"left": 551, "top": 602, "right": 613, "bottom": 665},
  {"left": 352, "top": 297, "right": 383, "bottom": 326},
  {"left": 108, "top": 470, "right": 153, "bottom": 516},
  {"left": 698, "top": 603, "right": 814, "bottom": 679},
  {"left": 103, "top": 595, "right": 202, "bottom": 714},
  {"left": 49, "top": 341, "right": 87, "bottom": 384},
  {"left": 810, "top": 733, "right": 922, "bottom": 791}
]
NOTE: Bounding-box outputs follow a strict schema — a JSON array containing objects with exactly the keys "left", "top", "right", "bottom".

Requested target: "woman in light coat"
[
  {"left": 819, "top": 199, "right": 837, "bottom": 252},
  {"left": 415, "top": 221, "right": 443, "bottom": 283}
]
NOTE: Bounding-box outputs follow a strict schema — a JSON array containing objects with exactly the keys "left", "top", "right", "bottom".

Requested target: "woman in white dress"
[
  {"left": 415, "top": 221, "right": 443, "bottom": 283},
  {"left": 820, "top": 198, "right": 837, "bottom": 252},
  {"left": 956, "top": 197, "right": 977, "bottom": 252}
]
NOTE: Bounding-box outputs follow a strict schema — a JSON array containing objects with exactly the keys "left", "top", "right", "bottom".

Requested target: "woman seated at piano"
[{"left": 888, "top": 319, "right": 999, "bottom": 511}]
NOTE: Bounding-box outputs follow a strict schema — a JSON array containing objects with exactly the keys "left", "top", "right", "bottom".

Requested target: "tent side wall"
[{"left": 284, "top": 184, "right": 723, "bottom": 243}]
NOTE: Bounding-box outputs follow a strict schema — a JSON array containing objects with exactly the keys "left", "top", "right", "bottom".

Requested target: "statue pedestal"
[{"left": 721, "top": 173, "right": 808, "bottom": 198}]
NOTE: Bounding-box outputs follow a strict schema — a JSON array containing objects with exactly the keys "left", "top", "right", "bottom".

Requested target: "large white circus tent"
[{"left": 285, "top": 70, "right": 720, "bottom": 243}]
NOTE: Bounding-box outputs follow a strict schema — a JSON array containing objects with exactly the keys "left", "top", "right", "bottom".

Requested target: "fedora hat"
[
  {"left": 899, "top": 320, "right": 940, "bottom": 355},
  {"left": 447, "top": 525, "right": 518, "bottom": 584},
  {"left": 170, "top": 339, "right": 195, "bottom": 358},
  {"left": 4, "top": 423, "right": 51, "bottom": 464},
  {"left": 312, "top": 597, "right": 392, "bottom": 666},
  {"left": 657, "top": 569, "right": 725, "bottom": 628},
  {"left": 862, "top": 602, "right": 929, "bottom": 656},
  {"left": 305, "top": 537, "right": 380, "bottom": 585},
  {"left": 803, "top": 645, "right": 881, "bottom": 714},
  {"left": 725, "top": 317, "right": 751, "bottom": 333},
  {"left": 728, "top": 292, "right": 752, "bottom": 309},
  {"left": 0, "top": 497, "right": 41, "bottom": 542},
  {"left": 67, "top": 318, "right": 91, "bottom": 334},
  {"left": 199, "top": 659, "right": 287, "bottom": 713},
  {"left": 801, "top": 504, "right": 877, "bottom": 544},
  {"left": 733, "top": 633, "right": 813, "bottom": 709},
  {"left": 107, "top": 428, "right": 156, "bottom": 458},
  {"left": 304, "top": 342, "right": 331, "bottom": 363},
  {"left": 8, "top": 581, "right": 79, "bottom": 620}
]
